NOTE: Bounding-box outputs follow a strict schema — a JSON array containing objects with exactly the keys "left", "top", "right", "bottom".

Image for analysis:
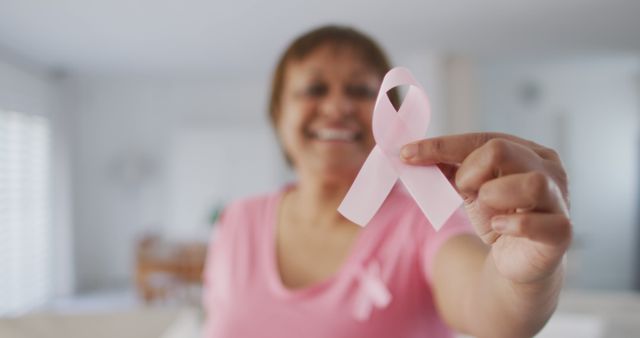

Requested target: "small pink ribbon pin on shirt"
[
  {"left": 338, "top": 67, "right": 462, "bottom": 230},
  {"left": 352, "top": 260, "right": 392, "bottom": 321}
]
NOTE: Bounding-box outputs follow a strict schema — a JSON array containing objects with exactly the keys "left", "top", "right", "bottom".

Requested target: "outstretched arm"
[{"left": 403, "top": 133, "right": 571, "bottom": 338}]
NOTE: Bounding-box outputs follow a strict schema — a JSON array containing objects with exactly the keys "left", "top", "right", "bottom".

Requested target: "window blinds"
[{"left": 0, "top": 109, "right": 52, "bottom": 315}]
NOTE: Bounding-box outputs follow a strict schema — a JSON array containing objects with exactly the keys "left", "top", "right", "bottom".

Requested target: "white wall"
[
  {"left": 65, "top": 72, "right": 289, "bottom": 291},
  {"left": 166, "top": 127, "right": 288, "bottom": 241},
  {"left": 394, "top": 51, "right": 450, "bottom": 136},
  {"left": 476, "top": 55, "right": 640, "bottom": 290},
  {"left": 0, "top": 56, "right": 74, "bottom": 298}
]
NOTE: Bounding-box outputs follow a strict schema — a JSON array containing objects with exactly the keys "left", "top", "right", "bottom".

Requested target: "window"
[{"left": 0, "top": 109, "right": 52, "bottom": 315}]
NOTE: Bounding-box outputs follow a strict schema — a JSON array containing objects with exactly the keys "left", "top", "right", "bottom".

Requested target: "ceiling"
[{"left": 0, "top": 0, "right": 638, "bottom": 74}]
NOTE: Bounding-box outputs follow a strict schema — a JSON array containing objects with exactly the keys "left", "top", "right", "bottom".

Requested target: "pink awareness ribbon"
[
  {"left": 352, "top": 260, "right": 391, "bottom": 321},
  {"left": 338, "top": 67, "right": 462, "bottom": 230}
]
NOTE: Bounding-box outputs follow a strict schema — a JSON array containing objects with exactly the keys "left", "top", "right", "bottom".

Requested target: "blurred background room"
[{"left": 0, "top": 0, "right": 639, "bottom": 337}]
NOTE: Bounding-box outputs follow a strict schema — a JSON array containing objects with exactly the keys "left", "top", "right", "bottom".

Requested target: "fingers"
[
  {"left": 401, "top": 132, "right": 552, "bottom": 165},
  {"left": 479, "top": 171, "right": 571, "bottom": 247},
  {"left": 406, "top": 136, "right": 560, "bottom": 208},
  {"left": 399, "top": 132, "right": 571, "bottom": 249},
  {"left": 491, "top": 213, "right": 572, "bottom": 246},
  {"left": 455, "top": 139, "right": 545, "bottom": 198},
  {"left": 478, "top": 172, "right": 568, "bottom": 215},
  {"left": 401, "top": 132, "right": 492, "bottom": 165}
]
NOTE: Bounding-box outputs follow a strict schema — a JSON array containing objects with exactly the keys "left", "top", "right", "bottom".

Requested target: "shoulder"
[
  {"left": 220, "top": 188, "right": 283, "bottom": 225},
  {"left": 208, "top": 188, "right": 282, "bottom": 260},
  {"left": 223, "top": 193, "right": 272, "bottom": 220}
]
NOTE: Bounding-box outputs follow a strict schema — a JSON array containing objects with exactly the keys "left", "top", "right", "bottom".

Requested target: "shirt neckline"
[{"left": 264, "top": 184, "right": 377, "bottom": 300}]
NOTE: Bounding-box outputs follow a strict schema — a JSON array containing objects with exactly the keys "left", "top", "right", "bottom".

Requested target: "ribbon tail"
[
  {"left": 352, "top": 289, "right": 372, "bottom": 321},
  {"left": 398, "top": 163, "right": 462, "bottom": 230},
  {"left": 338, "top": 146, "right": 397, "bottom": 227}
]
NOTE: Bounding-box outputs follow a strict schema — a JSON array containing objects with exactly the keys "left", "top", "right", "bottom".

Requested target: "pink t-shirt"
[{"left": 203, "top": 184, "right": 474, "bottom": 338}]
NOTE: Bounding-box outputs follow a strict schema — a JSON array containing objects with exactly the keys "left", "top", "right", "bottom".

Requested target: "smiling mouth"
[{"left": 308, "top": 128, "right": 362, "bottom": 142}]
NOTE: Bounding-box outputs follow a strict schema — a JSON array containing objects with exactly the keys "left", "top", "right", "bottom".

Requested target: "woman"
[{"left": 203, "top": 26, "right": 571, "bottom": 338}]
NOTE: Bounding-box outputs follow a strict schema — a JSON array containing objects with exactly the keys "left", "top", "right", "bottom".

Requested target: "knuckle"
[
  {"left": 454, "top": 168, "right": 473, "bottom": 194},
  {"left": 541, "top": 147, "right": 560, "bottom": 160},
  {"left": 547, "top": 162, "right": 570, "bottom": 199},
  {"left": 557, "top": 215, "right": 573, "bottom": 240},
  {"left": 478, "top": 225, "right": 500, "bottom": 245},
  {"left": 525, "top": 171, "right": 550, "bottom": 203},
  {"left": 428, "top": 138, "right": 444, "bottom": 156},
  {"left": 474, "top": 132, "right": 493, "bottom": 148},
  {"left": 484, "top": 138, "right": 510, "bottom": 166}
]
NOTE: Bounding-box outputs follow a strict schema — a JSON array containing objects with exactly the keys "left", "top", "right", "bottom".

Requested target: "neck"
[{"left": 288, "top": 170, "right": 355, "bottom": 227}]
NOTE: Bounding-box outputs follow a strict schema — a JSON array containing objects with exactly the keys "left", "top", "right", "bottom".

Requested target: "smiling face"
[{"left": 276, "top": 44, "right": 381, "bottom": 182}]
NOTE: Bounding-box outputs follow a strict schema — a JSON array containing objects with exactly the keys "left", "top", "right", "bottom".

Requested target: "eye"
[
  {"left": 304, "top": 82, "right": 328, "bottom": 97},
  {"left": 346, "top": 84, "right": 376, "bottom": 99}
]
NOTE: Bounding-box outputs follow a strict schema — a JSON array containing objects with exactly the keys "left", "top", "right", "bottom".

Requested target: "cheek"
[
  {"left": 277, "top": 108, "right": 308, "bottom": 151},
  {"left": 357, "top": 103, "right": 375, "bottom": 143},
  {"left": 281, "top": 99, "right": 315, "bottom": 133},
  {"left": 358, "top": 99, "right": 375, "bottom": 121}
]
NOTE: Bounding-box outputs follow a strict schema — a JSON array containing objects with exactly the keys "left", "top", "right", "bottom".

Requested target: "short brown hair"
[{"left": 268, "top": 25, "right": 398, "bottom": 127}]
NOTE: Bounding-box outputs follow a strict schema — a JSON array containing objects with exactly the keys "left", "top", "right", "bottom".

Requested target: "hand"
[{"left": 401, "top": 133, "right": 572, "bottom": 284}]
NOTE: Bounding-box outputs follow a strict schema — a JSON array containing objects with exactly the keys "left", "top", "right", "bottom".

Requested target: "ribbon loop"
[{"left": 338, "top": 67, "right": 462, "bottom": 230}]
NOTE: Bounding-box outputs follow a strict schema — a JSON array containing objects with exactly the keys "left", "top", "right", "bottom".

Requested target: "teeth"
[{"left": 314, "top": 129, "right": 357, "bottom": 141}]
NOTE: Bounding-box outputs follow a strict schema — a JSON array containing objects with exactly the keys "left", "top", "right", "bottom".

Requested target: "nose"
[{"left": 318, "top": 89, "right": 355, "bottom": 120}]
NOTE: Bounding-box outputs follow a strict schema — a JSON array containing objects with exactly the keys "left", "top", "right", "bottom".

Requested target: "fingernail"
[
  {"left": 401, "top": 144, "right": 418, "bottom": 159},
  {"left": 492, "top": 216, "right": 508, "bottom": 232}
]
